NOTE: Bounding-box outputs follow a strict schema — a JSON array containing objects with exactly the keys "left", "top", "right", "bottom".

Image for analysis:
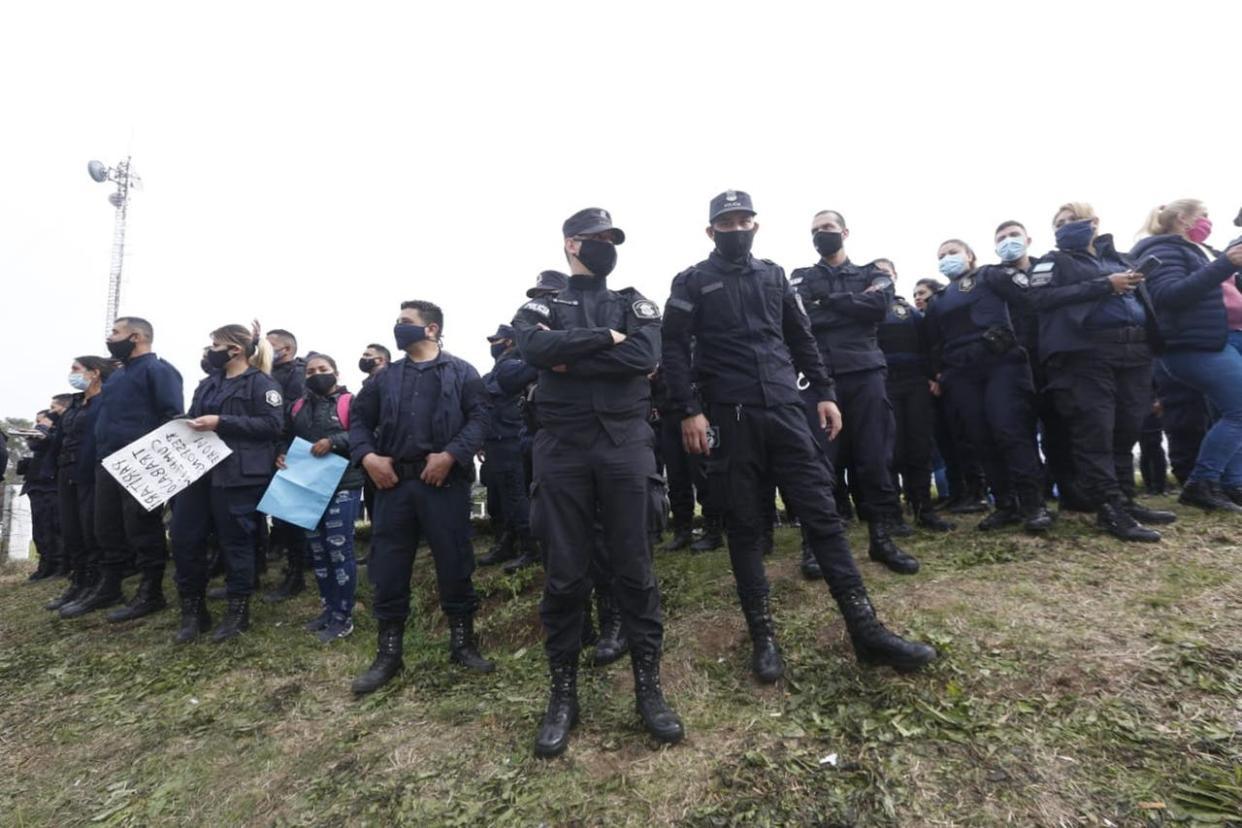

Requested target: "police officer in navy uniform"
[
  {"left": 924, "top": 239, "right": 1053, "bottom": 533},
  {"left": 348, "top": 300, "right": 495, "bottom": 695},
  {"left": 171, "top": 325, "right": 284, "bottom": 643},
  {"left": 663, "top": 190, "right": 936, "bottom": 688},
  {"left": 872, "top": 260, "right": 954, "bottom": 533},
  {"left": 512, "top": 208, "right": 683, "bottom": 758},
  {"left": 19, "top": 410, "right": 62, "bottom": 581},
  {"left": 1029, "top": 202, "right": 1174, "bottom": 540},
  {"left": 265, "top": 328, "right": 309, "bottom": 601},
  {"left": 477, "top": 324, "right": 540, "bottom": 571},
  {"left": 790, "top": 211, "right": 919, "bottom": 576},
  {"left": 75, "top": 317, "right": 184, "bottom": 622}
]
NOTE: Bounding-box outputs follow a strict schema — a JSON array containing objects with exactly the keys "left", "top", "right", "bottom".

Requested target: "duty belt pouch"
[{"left": 981, "top": 327, "right": 1017, "bottom": 355}]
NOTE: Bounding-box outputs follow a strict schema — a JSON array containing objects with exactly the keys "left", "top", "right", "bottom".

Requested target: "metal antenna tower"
[{"left": 87, "top": 157, "right": 141, "bottom": 336}]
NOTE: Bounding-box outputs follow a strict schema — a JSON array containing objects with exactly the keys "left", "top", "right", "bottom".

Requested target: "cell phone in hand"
[{"left": 1135, "top": 255, "right": 1162, "bottom": 278}]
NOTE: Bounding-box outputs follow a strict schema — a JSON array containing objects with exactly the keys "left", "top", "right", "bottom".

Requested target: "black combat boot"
[
  {"left": 174, "top": 593, "right": 212, "bottom": 644},
  {"left": 1222, "top": 486, "right": 1242, "bottom": 507},
  {"left": 631, "top": 649, "right": 685, "bottom": 744},
  {"left": 351, "top": 620, "right": 406, "bottom": 695},
  {"left": 580, "top": 600, "right": 599, "bottom": 648},
  {"left": 977, "top": 497, "right": 1022, "bottom": 531},
  {"left": 262, "top": 565, "right": 305, "bottom": 603},
  {"left": 533, "top": 659, "right": 579, "bottom": 758},
  {"left": 59, "top": 567, "right": 125, "bottom": 619},
  {"left": 660, "top": 524, "right": 694, "bottom": 552},
  {"left": 211, "top": 596, "right": 251, "bottom": 643},
  {"left": 501, "top": 531, "right": 540, "bottom": 574},
  {"left": 913, "top": 498, "right": 956, "bottom": 532},
  {"left": 1097, "top": 500, "right": 1161, "bottom": 543},
  {"left": 948, "top": 480, "right": 990, "bottom": 514},
  {"left": 106, "top": 569, "right": 167, "bottom": 622},
  {"left": 476, "top": 529, "right": 515, "bottom": 566},
  {"left": 1019, "top": 494, "right": 1054, "bottom": 533},
  {"left": 593, "top": 592, "right": 629, "bottom": 667},
  {"left": 1179, "top": 481, "right": 1242, "bottom": 513},
  {"left": 799, "top": 538, "right": 822, "bottom": 580},
  {"left": 46, "top": 570, "right": 87, "bottom": 611},
  {"left": 689, "top": 516, "right": 723, "bottom": 552},
  {"left": 26, "top": 553, "right": 53, "bottom": 582},
  {"left": 867, "top": 521, "right": 920, "bottom": 574},
  {"left": 1123, "top": 499, "right": 1176, "bottom": 526},
  {"left": 886, "top": 511, "right": 915, "bottom": 538},
  {"left": 448, "top": 614, "right": 495, "bottom": 673},
  {"left": 838, "top": 590, "right": 938, "bottom": 673},
  {"left": 739, "top": 593, "right": 784, "bottom": 683}
]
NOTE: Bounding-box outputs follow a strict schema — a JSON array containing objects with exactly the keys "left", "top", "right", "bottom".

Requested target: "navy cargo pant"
[
  {"left": 368, "top": 474, "right": 480, "bottom": 621},
  {"left": 705, "top": 402, "right": 865, "bottom": 602},
  {"left": 803, "top": 367, "right": 901, "bottom": 523},
  {"left": 95, "top": 466, "right": 167, "bottom": 577},
  {"left": 886, "top": 366, "right": 935, "bottom": 508},
  {"left": 531, "top": 426, "right": 662, "bottom": 664},
  {"left": 171, "top": 476, "right": 265, "bottom": 598}
]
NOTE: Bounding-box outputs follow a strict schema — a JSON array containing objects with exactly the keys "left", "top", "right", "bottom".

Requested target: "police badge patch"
[
  {"left": 958, "top": 275, "right": 976, "bottom": 292},
  {"left": 632, "top": 300, "right": 660, "bottom": 319},
  {"left": 265, "top": 389, "right": 283, "bottom": 408},
  {"left": 1012, "top": 272, "right": 1030, "bottom": 288},
  {"left": 893, "top": 303, "right": 909, "bottom": 318},
  {"left": 523, "top": 301, "right": 551, "bottom": 317}
]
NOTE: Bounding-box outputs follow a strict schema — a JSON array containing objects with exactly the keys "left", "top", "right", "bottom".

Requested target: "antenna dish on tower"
[
  {"left": 88, "top": 160, "right": 109, "bottom": 182},
  {"left": 108, "top": 192, "right": 125, "bottom": 208}
]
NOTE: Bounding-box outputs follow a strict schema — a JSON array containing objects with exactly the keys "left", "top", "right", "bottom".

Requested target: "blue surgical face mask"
[
  {"left": 996, "top": 236, "right": 1028, "bottom": 263},
  {"left": 1055, "top": 219, "right": 1095, "bottom": 251},
  {"left": 68, "top": 372, "right": 90, "bottom": 391},
  {"left": 938, "top": 253, "right": 969, "bottom": 279},
  {"left": 394, "top": 323, "right": 428, "bottom": 351}
]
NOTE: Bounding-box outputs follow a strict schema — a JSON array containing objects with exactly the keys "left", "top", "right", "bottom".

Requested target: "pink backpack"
[{"left": 291, "top": 393, "right": 351, "bottom": 430}]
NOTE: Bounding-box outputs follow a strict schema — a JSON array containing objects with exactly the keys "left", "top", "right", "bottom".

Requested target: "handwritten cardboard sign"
[{"left": 101, "top": 419, "right": 233, "bottom": 511}]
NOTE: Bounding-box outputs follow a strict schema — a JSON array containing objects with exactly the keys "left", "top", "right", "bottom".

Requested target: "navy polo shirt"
[{"left": 398, "top": 355, "right": 443, "bottom": 459}]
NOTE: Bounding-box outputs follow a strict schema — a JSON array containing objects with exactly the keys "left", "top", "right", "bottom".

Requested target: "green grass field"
[{"left": 1, "top": 497, "right": 1240, "bottom": 826}]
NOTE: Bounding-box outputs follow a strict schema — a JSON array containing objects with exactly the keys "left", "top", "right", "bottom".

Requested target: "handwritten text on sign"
[{"left": 101, "top": 419, "right": 233, "bottom": 511}]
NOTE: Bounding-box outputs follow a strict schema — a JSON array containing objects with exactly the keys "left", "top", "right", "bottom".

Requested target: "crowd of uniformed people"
[{"left": 11, "top": 192, "right": 1242, "bottom": 758}]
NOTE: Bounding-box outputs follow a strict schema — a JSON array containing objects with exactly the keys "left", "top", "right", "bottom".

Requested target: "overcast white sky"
[{"left": 3, "top": 1, "right": 1239, "bottom": 418}]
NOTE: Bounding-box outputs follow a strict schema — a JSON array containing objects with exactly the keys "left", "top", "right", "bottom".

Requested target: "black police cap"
[
  {"left": 709, "top": 190, "right": 756, "bottom": 222},
  {"left": 562, "top": 208, "right": 626, "bottom": 245},
  {"left": 526, "top": 270, "right": 568, "bottom": 298},
  {"left": 487, "top": 324, "right": 515, "bottom": 342}
]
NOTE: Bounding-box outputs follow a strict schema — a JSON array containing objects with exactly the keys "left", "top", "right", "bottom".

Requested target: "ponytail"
[
  {"left": 250, "top": 338, "right": 273, "bottom": 375},
  {"left": 211, "top": 322, "right": 273, "bottom": 375},
  {"left": 1140, "top": 199, "right": 1204, "bottom": 238}
]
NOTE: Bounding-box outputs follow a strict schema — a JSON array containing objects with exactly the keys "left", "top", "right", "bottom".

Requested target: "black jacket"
[
  {"left": 19, "top": 427, "right": 58, "bottom": 494},
  {"left": 512, "top": 274, "right": 660, "bottom": 446},
  {"left": 877, "top": 296, "right": 930, "bottom": 376},
  {"left": 52, "top": 392, "right": 102, "bottom": 486},
  {"left": 483, "top": 349, "right": 538, "bottom": 442},
  {"left": 93, "top": 352, "right": 184, "bottom": 456},
  {"left": 271, "top": 357, "right": 306, "bottom": 412},
  {"left": 789, "top": 259, "right": 890, "bottom": 375},
  {"left": 188, "top": 368, "right": 285, "bottom": 489},
  {"left": 1132, "top": 234, "right": 1240, "bottom": 352},
  {"left": 287, "top": 386, "right": 365, "bottom": 491},
  {"left": 662, "top": 252, "right": 835, "bottom": 416}
]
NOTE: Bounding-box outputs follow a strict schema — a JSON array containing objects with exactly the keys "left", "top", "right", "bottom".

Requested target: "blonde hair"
[
  {"left": 211, "top": 323, "right": 273, "bottom": 375},
  {"left": 1141, "top": 199, "right": 1205, "bottom": 237},
  {"left": 1053, "top": 202, "right": 1097, "bottom": 225}
]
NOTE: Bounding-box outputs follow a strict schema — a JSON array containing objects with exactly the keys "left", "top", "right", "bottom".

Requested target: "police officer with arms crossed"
[
  {"left": 790, "top": 211, "right": 919, "bottom": 576},
  {"left": 512, "top": 208, "right": 683, "bottom": 759},
  {"left": 348, "top": 300, "right": 495, "bottom": 695},
  {"left": 663, "top": 191, "right": 936, "bottom": 687}
]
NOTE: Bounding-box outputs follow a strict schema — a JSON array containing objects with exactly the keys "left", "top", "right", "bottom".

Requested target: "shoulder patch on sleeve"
[
  {"left": 632, "top": 299, "right": 661, "bottom": 319},
  {"left": 1032, "top": 261, "right": 1055, "bottom": 273},
  {"left": 790, "top": 275, "right": 804, "bottom": 286},
  {"left": 667, "top": 297, "right": 694, "bottom": 314},
  {"left": 1030, "top": 261, "right": 1055, "bottom": 287},
  {"left": 265, "top": 389, "right": 283, "bottom": 408},
  {"left": 1012, "top": 272, "right": 1030, "bottom": 288},
  {"left": 522, "top": 300, "right": 551, "bottom": 317}
]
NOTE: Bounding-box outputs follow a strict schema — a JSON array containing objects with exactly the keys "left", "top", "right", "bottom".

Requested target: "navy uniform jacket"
[
  {"left": 19, "top": 426, "right": 58, "bottom": 495},
  {"left": 1028, "top": 234, "right": 1160, "bottom": 362},
  {"left": 662, "top": 251, "right": 835, "bottom": 417},
  {"left": 789, "top": 259, "right": 890, "bottom": 376},
  {"left": 482, "top": 349, "right": 539, "bottom": 443},
  {"left": 512, "top": 274, "right": 660, "bottom": 446},
  {"left": 188, "top": 367, "right": 284, "bottom": 488},
  {"left": 1131, "top": 233, "right": 1240, "bottom": 353},
  {"left": 271, "top": 357, "right": 306, "bottom": 411},
  {"left": 877, "top": 296, "right": 930, "bottom": 376},
  {"left": 348, "top": 351, "right": 490, "bottom": 476},
  {"left": 924, "top": 265, "right": 1029, "bottom": 370},
  {"left": 52, "top": 393, "right": 103, "bottom": 486},
  {"left": 94, "top": 352, "right": 185, "bottom": 457}
]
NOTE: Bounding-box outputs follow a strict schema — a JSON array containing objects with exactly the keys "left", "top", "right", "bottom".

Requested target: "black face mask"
[
  {"left": 306, "top": 373, "right": 337, "bottom": 396},
  {"left": 813, "top": 231, "right": 844, "bottom": 258},
  {"left": 206, "top": 348, "right": 233, "bottom": 371},
  {"left": 106, "top": 336, "right": 136, "bottom": 362},
  {"left": 575, "top": 239, "right": 617, "bottom": 277},
  {"left": 714, "top": 229, "right": 755, "bottom": 262},
  {"left": 358, "top": 357, "right": 379, "bottom": 374},
  {"left": 490, "top": 342, "right": 508, "bottom": 359}
]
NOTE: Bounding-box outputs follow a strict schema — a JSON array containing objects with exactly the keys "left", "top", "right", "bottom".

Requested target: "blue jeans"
[
  {"left": 306, "top": 488, "right": 360, "bottom": 621},
  {"left": 1159, "top": 331, "right": 1242, "bottom": 486}
]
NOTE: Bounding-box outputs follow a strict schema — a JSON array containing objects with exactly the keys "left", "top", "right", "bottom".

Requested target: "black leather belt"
[
  {"left": 1087, "top": 326, "right": 1146, "bottom": 344},
  {"left": 393, "top": 458, "right": 428, "bottom": 481}
]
